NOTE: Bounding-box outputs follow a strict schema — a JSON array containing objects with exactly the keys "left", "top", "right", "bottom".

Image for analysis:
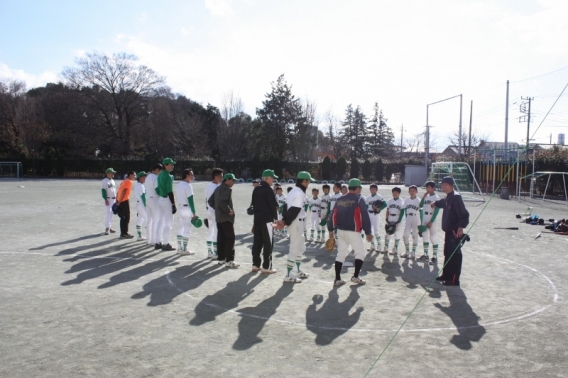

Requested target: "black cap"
[
  {"left": 441, "top": 176, "right": 455, "bottom": 186},
  {"left": 425, "top": 181, "right": 436, "bottom": 188}
]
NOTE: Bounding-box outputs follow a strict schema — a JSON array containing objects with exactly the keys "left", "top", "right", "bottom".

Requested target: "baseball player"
[
  {"left": 418, "top": 181, "right": 441, "bottom": 265},
  {"left": 303, "top": 195, "right": 309, "bottom": 240},
  {"left": 340, "top": 185, "right": 348, "bottom": 196},
  {"left": 156, "top": 157, "right": 177, "bottom": 251},
  {"left": 327, "top": 178, "right": 373, "bottom": 286},
  {"left": 205, "top": 168, "right": 223, "bottom": 260},
  {"left": 101, "top": 168, "right": 117, "bottom": 235},
  {"left": 308, "top": 188, "right": 322, "bottom": 241},
  {"left": 283, "top": 171, "right": 315, "bottom": 283},
  {"left": 275, "top": 186, "right": 287, "bottom": 238},
  {"left": 385, "top": 187, "right": 405, "bottom": 254},
  {"left": 176, "top": 168, "right": 197, "bottom": 255},
  {"left": 134, "top": 171, "right": 148, "bottom": 241},
  {"left": 365, "top": 183, "right": 387, "bottom": 252},
  {"left": 320, "top": 184, "right": 331, "bottom": 241},
  {"left": 144, "top": 164, "right": 162, "bottom": 247},
  {"left": 401, "top": 185, "right": 421, "bottom": 259},
  {"left": 328, "top": 183, "right": 342, "bottom": 241}
]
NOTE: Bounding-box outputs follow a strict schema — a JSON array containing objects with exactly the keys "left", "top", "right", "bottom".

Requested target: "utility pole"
[
  {"left": 400, "top": 124, "right": 404, "bottom": 158},
  {"left": 520, "top": 97, "right": 533, "bottom": 157},
  {"left": 468, "top": 100, "right": 473, "bottom": 156},
  {"left": 458, "top": 94, "right": 463, "bottom": 158},
  {"left": 505, "top": 80, "right": 509, "bottom": 152}
]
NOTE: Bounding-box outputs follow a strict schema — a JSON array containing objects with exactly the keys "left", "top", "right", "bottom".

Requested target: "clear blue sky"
[{"left": 1, "top": 0, "right": 567, "bottom": 148}]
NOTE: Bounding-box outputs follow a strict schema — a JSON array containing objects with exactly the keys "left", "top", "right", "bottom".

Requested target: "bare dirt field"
[{"left": 1, "top": 179, "right": 567, "bottom": 377}]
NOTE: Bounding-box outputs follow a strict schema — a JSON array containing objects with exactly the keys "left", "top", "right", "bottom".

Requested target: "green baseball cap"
[
  {"left": 162, "top": 157, "right": 176, "bottom": 165},
  {"left": 297, "top": 171, "right": 315, "bottom": 182},
  {"left": 105, "top": 168, "right": 116, "bottom": 173},
  {"left": 223, "top": 173, "right": 237, "bottom": 180},
  {"left": 262, "top": 169, "right": 279, "bottom": 179},
  {"left": 191, "top": 216, "right": 203, "bottom": 228},
  {"left": 136, "top": 171, "right": 147, "bottom": 179},
  {"left": 348, "top": 178, "right": 362, "bottom": 188}
]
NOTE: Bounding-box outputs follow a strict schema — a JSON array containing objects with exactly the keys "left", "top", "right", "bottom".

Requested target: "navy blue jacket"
[
  {"left": 327, "top": 193, "right": 372, "bottom": 235},
  {"left": 434, "top": 191, "right": 469, "bottom": 233}
]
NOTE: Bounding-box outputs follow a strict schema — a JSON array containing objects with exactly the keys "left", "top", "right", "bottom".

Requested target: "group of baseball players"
[{"left": 101, "top": 163, "right": 469, "bottom": 287}]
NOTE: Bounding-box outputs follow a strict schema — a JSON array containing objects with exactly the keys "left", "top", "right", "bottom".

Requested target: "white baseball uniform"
[
  {"left": 365, "top": 193, "right": 385, "bottom": 247},
  {"left": 403, "top": 196, "right": 421, "bottom": 247},
  {"left": 276, "top": 194, "right": 287, "bottom": 221},
  {"left": 144, "top": 173, "right": 160, "bottom": 244},
  {"left": 285, "top": 187, "right": 308, "bottom": 279},
  {"left": 308, "top": 197, "right": 322, "bottom": 236},
  {"left": 386, "top": 197, "right": 405, "bottom": 240},
  {"left": 101, "top": 177, "right": 117, "bottom": 230},
  {"left": 421, "top": 193, "right": 441, "bottom": 251},
  {"left": 176, "top": 181, "right": 194, "bottom": 251},
  {"left": 134, "top": 181, "right": 147, "bottom": 238},
  {"left": 205, "top": 181, "right": 219, "bottom": 257}
]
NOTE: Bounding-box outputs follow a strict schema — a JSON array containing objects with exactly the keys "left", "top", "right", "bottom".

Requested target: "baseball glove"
[
  {"left": 247, "top": 206, "right": 254, "bottom": 216},
  {"left": 385, "top": 221, "right": 397, "bottom": 235},
  {"left": 204, "top": 218, "right": 209, "bottom": 228},
  {"left": 325, "top": 237, "right": 336, "bottom": 251}
]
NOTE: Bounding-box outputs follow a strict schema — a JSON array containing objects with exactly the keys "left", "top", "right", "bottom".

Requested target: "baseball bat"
[{"left": 493, "top": 227, "right": 519, "bottom": 230}]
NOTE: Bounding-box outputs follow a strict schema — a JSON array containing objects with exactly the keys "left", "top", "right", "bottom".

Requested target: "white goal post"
[{"left": 0, "top": 162, "right": 23, "bottom": 178}]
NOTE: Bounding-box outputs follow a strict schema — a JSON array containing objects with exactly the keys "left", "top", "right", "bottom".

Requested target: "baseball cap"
[
  {"left": 223, "top": 173, "right": 237, "bottom": 180},
  {"left": 262, "top": 169, "right": 279, "bottom": 179},
  {"left": 191, "top": 216, "right": 203, "bottom": 228},
  {"left": 441, "top": 176, "right": 455, "bottom": 186},
  {"left": 136, "top": 171, "right": 147, "bottom": 179},
  {"left": 348, "top": 178, "right": 362, "bottom": 188},
  {"left": 297, "top": 171, "right": 315, "bottom": 182},
  {"left": 105, "top": 168, "right": 117, "bottom": 173},
  {"left": 162, "top": 157, "right": 176, "bottom": 165}
]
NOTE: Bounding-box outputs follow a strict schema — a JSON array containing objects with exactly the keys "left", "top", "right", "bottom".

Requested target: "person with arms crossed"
[
  {"left": 101, "top": 168, "right": 117, "bottom": 235},
  {"left": 116, "top": 171, "right": 135, "bottom": 239},
  {"left": 328, "top": 179, "right": 373, "bottom": 286},
  {"left": 134, "top": 171, "right": 148, "bottom": 241},
  {"left": 156, "top": 158, "right": 177, "bottom": 251},
  {"left": 205, "top": 168, "right": 223, "bottom": 260}
]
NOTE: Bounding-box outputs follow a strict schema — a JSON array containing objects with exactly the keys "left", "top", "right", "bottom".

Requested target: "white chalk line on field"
[{"left": 1, "top": 249, "right": 561, "bottom": 332}]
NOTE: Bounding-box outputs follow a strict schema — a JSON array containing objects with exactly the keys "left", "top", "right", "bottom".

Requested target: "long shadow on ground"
[{"left": 30, "top": 233, "right": 104, "bottom": 250}]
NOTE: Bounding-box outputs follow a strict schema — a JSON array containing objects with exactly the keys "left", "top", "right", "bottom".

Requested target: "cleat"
[
  {"left": 161, "top": 243, "right": 176, "bottom": 251},
  {"left": 351, "top": 276, "right": 366, "bottom": 285},
  {"left": 218, "top": 260, "right": 226, "bottom": 266},
  {"left": 109, "top": 228, "right": 117, "bottom": 233},
  {"left": 417, "top": 255, "right": 429, "bottom": 262},
  {"left": 429, "top": 257, "right": 438, "bottom": 265},
  {"left": 252, "top": 266, "right": 261, "bottom": 272},
  {"left": 207, "top": 253, "right": 217, "bottom": 260},
  {"left": 225, "top": 261, "right": 240, "bottom": 269},
  {"left": 120, "top": 234, "right": 134, "bottom": 239},
  {"left": 154, "top": 243, "right": 163, "bottom": 250},
  {"left": 400, "top": 253, "right": 410, "bottom": 258},
  {"left": 409, "top": 254, "right": 415, "bottom": 260},
  {"left": 261, "top": 268, "right": 277, "bottom": 274},
  {"left": 388, "top": 249, "right": 398, "bottom": 256},
  {"left": 296, "top": 271, "right": 309, "bottom": 279},
  {"left": 178, "top": 250, "right": 195, "bottom": 256},
  {"left": 333, "top": 279, "right": 346, "bottom": 287},
  {"left": 137, "top": 237, "right": 147, "bottom": 241},
  {"left": 283, "top": 275, "right": 302, "bottom": 283}
]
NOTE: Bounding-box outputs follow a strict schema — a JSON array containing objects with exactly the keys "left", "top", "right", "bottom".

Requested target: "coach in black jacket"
[
  {"left": 251, "top": 169, "right": 280, "bottom": 274},
  {"left": 433, "top": 176, "right": 470, "bottom": 286}
]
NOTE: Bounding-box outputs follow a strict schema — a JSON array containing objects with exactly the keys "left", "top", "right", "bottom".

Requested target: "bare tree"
[
  {"left": 447, "top": 128, "right": 491, "bottom": 156},
  {"left": 324, "top": 110, "right": 345, "bottom": 159},
  {"left": 218, "top": 91, "right": 247, "bottom": 160},
  {"left": 62, "top": 52, "right": 166, "bottom": 157}
]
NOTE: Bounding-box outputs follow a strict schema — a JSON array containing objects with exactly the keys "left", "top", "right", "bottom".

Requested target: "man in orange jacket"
[{"left": 117, "top": 171, "right": 136, "bottom": 239}]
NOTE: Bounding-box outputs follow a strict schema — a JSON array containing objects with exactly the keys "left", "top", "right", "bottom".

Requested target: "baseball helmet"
[
  {"left": 246, "top": 206, "right": 254, "bottom": 215},
  {"left": 319, "top": 219, "right": 327, "bottom": 227},
  {"left": 418, "top": 225, "right": 428, "bottom": 233},
  {"left": 191, "top": 216, "right": 203, "bottom": 228},
  {"left": 385, "top": 221, "right": 397, "bottom": 235}
]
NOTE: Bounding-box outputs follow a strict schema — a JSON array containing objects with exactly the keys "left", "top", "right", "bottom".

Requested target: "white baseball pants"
[
  {"left": 421, "top": 215, "right": 438, "bottom": 245},
  {"left": 336, "top": 230, "right": 366, "bottom": 263},
  {"left": 206, "top": 210, "right": 218, "bottom": 243},
  {"left": 177, "top": 207, "right": 193, "bottom": 239},
  {"left": 403, "top": 213, "right": 420, "bottom": 244},
  {"left": 158, "top": 197, "right": 174, "bottom": 245},
  {"left": 104, "top": 198, "right": 116, "bottom": 229},
  {"left": 310, "top": 212, "right": 320, "bottom": 232},
  {"left": 147, "top": 197, "right": 161, "bottom": 244},
  {"left": 136, "top": 202, "right": 147, "bottom": 230}
]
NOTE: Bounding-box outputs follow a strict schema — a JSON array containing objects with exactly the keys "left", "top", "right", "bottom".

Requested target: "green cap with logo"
[
  {"left": 348, "top": 178, "right": 362, "bottom": 188},
  {"left": 262, "top": 169, "right": 278, "bottom": 179},
  {"left": 223, "top": 173, "right": 237, "bottom": 180},
  {"left": 136, "top": 171, "right": 147, "bottom": 179},
  {"left": 162, "top": 157, "right": 176, "bottom": 165},
  {"left": 297, "top": 171, "right": 315, "bottom": 182},
  {"left": 105, "top": 168, "right": 117, "bottom": 173}
]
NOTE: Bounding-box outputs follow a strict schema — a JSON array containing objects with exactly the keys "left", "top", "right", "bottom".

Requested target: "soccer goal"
[
  {"left": 0, "top": 162, "right": 23, "bottom": 178},
  {"left": 427, "top": 162, "right": 485, "bottom": 202}
]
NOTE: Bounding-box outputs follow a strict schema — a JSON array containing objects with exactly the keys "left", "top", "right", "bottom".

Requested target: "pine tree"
[
  {"left": 342, "top": 104, "right": 367, "bottom": 160},
  {"left": 366, "top": 102, "right": 395, "bottom": 158}
]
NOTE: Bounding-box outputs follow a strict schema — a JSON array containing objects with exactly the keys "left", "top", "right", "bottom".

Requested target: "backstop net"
[
  {"left": 0, "top": 162, "right": 23, "bottom": 178},
  {"left": 427, "top": 162, "right": 484, "bottom": 202}
]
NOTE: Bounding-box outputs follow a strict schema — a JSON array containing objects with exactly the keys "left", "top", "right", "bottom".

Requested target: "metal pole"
[
  {"left": 526, "top": 97, "right": 532, "bottom": 158},
  {"left": 458, "top": 94, "right": 463, "bottom": 158},
  {"left": 468, "top": 100, "right": 473, "bottom": 156},
  {"left": 425, "top": 106, "right": 429, "bottom": 170},
  {"left": 543, "top": 173, "right": 551, "bottom": 202},
  {"left": 516, "top": 148, "right": 520, "bottom": 201},
  {"left": 492, "top": 150, "right": 496, "bottom": 194},
  {"left": 505, "top": 80, "right": 509, "bottom": 152},
  {"left": 473, "top": 153, "right": 476, "bottom": 193},
  {"left": 563, "top": 174, "right": 568, "bottom": 205}
]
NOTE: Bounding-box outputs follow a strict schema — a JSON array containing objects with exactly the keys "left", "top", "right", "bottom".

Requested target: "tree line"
[{"left": 0, "top": 52, "right": 398, "bottom": 169}]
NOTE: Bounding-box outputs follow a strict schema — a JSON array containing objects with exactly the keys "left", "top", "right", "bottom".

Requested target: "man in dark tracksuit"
[
  {"left": 251, "top": 169, "right": 280, "bottom": 274},
  {"left": 433, "top": 176, "right": 470, "bottom": 286},
  {"left": 208, "top": 173, "right": 239, "bottom": 268}
]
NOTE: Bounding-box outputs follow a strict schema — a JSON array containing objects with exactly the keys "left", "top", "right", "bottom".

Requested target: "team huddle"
[{"left": 101, "top": 160, "right": 469, "bottom": 287}]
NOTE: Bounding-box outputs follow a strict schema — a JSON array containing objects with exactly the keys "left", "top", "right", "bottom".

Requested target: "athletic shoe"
[
  {"left": 104, "top": 228, "right": 110, "bottom": 235},
  {"left": 161, "top": 244, "right": 176, "bottom": 251},
  {"left": 429, "top": 257, "right": 438, "bottom": 265},
  {"left": 333, "top": 279, "right": 346, "bottom": 287},
  {"left": 120, "top": 234, "right": 134, "bottom": 239},
  {"left": 351, "top": 276, "right": 366, "bottom": 285},
  {"left": 109, "top": 228, "right": 116, "bottom": 233},
  {"left": 400, "top": 253, "right": 410, "bottom": 258},
  {"left": 137, "top": 237, "right": 147, "bottom": 241},
  {"left": 296, "top": 271, "right": 309, "bottom": 279},
  {"left": 252, "top": 265, "right": 261, "bottom": 272},
  {"left": 261, "top": 268, "right": 277, "bottom": 274},
  {"left": 389, "top": 249, "right": 398, "bottom": 256},
  {"left": 178, "top": 250, "right": 195, "bottom": 256},
  {"left": 217, "top": 260, "right": 226, "bottom": 266},
  {"left": 225, "top": 261, "right": 240, "bottom": 269},
  {"left": 417, "top": 255, "right": 429, "bottom": 262},
  {"left": 154, "top": 243, "right": 163, "bottom": 250},
  {"left": 283, "top": 274, "right": 302, "bottom": 283},
  {"left": 207, "top": 253, "right": 217, "bottom": 260}
]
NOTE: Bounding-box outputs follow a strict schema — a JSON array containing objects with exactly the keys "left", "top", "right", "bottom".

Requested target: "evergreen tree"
[
  {"left": 321, "top": 156, "right": 331, "bottom": 180},
  {"left": 375, "top": 159, "right": 384, "bottom": 182},
  {"left": 350, "top": 159, "right": 360, "bottom": 179},
  {"left": 336, "top": 156, "right": 347, "bottom": 180},
  {"left": 366, "top": 102, "right": 395, "bottom": 158},
  {"left": 362, "top": 159, "right": 372, "bottom": 180},
  {"left": 342, "top": 104, "right": 366, "bottom": 160}
]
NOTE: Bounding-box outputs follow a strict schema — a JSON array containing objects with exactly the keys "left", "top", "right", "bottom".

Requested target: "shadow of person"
[
  {"left": 131, "top": 259, "right": 224, "bottom": 306},
  {"left": 381, "top": 252, "right": 402, "bottom": 283},
  {"left": 54, "top": 238, "right": 121, "bottom": 257},
  {"left": 306, "top": 286, "right": 363, "bottom": 346},
  {"left": 30, "top": 234, "right": 105, "bottom": 250},
  {"left": 189, "top": 274, "right": 267, "bottom": 326},
  {"left": 434, "top": 287, "right": 486, "bottom": 350},
  {"left": 232, "top": 284, "right": 295, "bottom": 350}
]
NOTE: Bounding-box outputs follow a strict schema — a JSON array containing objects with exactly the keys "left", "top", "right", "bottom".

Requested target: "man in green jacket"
[
  {"left": 156, "top": 158, "right": 177, "bottom": 251},
  {"left": 208, "top": 173, "right": 239, "bottom": 268}
]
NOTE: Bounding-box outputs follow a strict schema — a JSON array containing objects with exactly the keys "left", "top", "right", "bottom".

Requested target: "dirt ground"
[{"left": 1, "top": 178, "right": 567, "bottom": 377}]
